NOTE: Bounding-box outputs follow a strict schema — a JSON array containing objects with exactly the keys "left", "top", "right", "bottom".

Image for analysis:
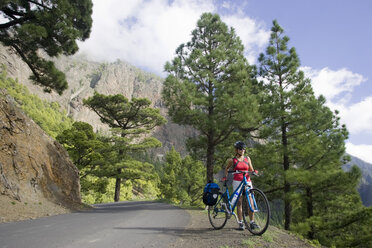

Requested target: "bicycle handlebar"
[
  {"left": 228, "top": 170, "right": 259, "bottom": 176},
  {"left": 221, "top": 170, "right": 259, "bottom": 183}
]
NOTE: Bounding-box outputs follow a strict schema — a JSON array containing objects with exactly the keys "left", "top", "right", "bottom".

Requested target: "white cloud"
[
  {"left": 346, "top": 143, "right": 372, "bottom": 165},
  {"left": 302, "top": 66, "right": 372, "bottom": 134},
  {"left": 78, "top": 0, "right": 216, "bottom": 75},
  {"left": 301, "top": 66, "right": 366, "bottom": 101},
  {"left": 222, "top": 15, "right": 270, "bottom": 64},
  {"left": 221, "top": 1, "right": 231, "bottom": 10},
  {"left": 302, "top": 66, "right": 372, "bottom": 163},
  {"left": 337, "top": 97, "right": 372, "bottom": 135},
  {"left": 78, "top": 0, "right": 269, "bottom": 76}
]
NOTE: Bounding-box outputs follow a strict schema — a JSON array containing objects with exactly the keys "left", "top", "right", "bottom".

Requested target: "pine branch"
[
  {"left": 10, "top": 43, "right": 41, "bottom": 82},
  {"left": 0, "top": 15, "right": 33, "bottom": 29},
  {"left": 27, "top": 0, "right": 53, "bottom": 10},
  {"left": 213, "top": 127, "right": 234, "bottom": 145},
  {"left": 1, "top": 7, "right": 26, "bottom": 18}
]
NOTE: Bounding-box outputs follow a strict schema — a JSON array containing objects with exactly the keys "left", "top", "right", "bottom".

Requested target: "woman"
[{"left": 222, "top": 141, "right": 258, "bottom": 230}]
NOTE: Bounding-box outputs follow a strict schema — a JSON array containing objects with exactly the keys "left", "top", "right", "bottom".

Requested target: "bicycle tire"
[
  {"left": 208, "top": 194, "right": 228, "bottom": 230},
  {"left": 242, "top": 188, "right": 270, "bottom": 235}
]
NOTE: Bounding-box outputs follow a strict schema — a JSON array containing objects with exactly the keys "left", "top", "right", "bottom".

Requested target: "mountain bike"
[{"left": 208, "top": 170, "right": 270, "bottom": 235}]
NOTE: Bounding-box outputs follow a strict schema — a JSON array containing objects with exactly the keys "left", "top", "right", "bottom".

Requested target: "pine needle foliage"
[
  {"left": 0, "top": 0, "right": 93, "bottom": 94},
  {"left": 0, "top": 67, "right": 73, "bottom": 137},
  {"left": 83, "top": 92, "right": 166, "bottom": 202},
  {"left": 254, "top": 20, "right": 372, "bottom": 247},
  {"left": 162, "top": 13, "right": 259, "bottom": 183}
]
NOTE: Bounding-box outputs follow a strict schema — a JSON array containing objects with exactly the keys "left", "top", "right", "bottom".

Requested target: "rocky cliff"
[
  {"left": 0, "top": 44, "right": 192, "bottom": 156},
  {"left": 0, "top": 91, "right": 81, "bottom": 222},
  {"left": 0, "top": 44, "right": 194, "bottom": 222}
]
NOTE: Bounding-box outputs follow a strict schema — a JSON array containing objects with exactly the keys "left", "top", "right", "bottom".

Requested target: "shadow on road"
[
  {"left": 80, "top": 200, "right": 181, "bottom": 214},
  {"left": 113, "top": 226, "right": 216, "bottom": 237}
]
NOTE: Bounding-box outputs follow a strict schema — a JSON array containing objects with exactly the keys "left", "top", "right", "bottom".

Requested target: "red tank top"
[{"left": 232, "top": 156, "right": 251, "bottom": 181}]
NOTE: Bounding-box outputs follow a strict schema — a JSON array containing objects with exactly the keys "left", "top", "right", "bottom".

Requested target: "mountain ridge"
[
  {"left": 0, "top": 44, "right": 194, "bottom": 157},
  {"left": 344, "top": 154, "right": 372, "bottom": 206}
]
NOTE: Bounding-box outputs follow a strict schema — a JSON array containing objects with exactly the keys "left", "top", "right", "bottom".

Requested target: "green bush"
[{"left": 0, "top": 67, "right": 73, "bottom": 138}]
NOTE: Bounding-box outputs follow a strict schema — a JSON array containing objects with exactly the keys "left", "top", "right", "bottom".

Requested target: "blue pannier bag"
[{"left": 203, "top": 182, "right": 220, "bottom": 206}]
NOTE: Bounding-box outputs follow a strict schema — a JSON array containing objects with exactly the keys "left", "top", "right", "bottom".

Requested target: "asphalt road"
[{"left": 0, "top": 201, "right": 190, "bottom": 248}]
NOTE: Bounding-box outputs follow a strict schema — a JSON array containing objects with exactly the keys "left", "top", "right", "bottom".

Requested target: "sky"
[{"left": 77, "top": 0, "right": 372, "bottom": 164}]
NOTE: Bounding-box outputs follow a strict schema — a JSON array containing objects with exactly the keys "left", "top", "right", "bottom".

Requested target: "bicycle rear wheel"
[
  {"left": 208, "top": 195, "right": 228, "bottom": 229},
  {"left": 242, "top": 188, "right": 270, "bottom": 235}
]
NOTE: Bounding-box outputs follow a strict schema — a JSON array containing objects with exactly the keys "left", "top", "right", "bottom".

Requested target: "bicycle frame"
[
  {"left": 219, "top": 171, "right": 259, "bottom": 217},
  {"left": 208, "top": 170, "right": 270, "bottom": 235}
]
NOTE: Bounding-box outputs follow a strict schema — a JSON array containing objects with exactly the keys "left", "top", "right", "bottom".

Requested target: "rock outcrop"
[
  {"left": 0, "top": 91, "right": 81, "bottom": 221},
  {"left": 0, "top": 44, "right": 194, "bottom": 156}
]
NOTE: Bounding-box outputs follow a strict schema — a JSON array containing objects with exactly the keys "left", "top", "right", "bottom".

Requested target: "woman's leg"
[
  {"left": 233, "top": 180, "right": 245, "bottom": 230},
  {"left": 232, "top": 180, "right": 242, "bottom": 221},
  {"left": 237, "top": 197, "right": 243, "bottom": 221},
  {"left": 248, "top": 194, "right": 254, "bottom": 221}
]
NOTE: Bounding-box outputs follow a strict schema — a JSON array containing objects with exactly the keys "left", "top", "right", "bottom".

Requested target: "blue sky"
[{"left": 78, "top": 0, "right": 372, "bottom": 164}]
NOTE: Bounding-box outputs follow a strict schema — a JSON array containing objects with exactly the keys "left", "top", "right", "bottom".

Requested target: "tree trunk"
[
  {"left": 206, "top": 90, "right": 215, "bottom": 183},
  {"left": 114, "top": 168, "right": 122, "bottom": 202},
  {"left": 115, "top": 137, "right": 125, "bottom": 202},
  {"left": 282, "top": 121, "right": 291, "bottom": 230},
  {"left": 206, "top": 138, "right": 215, "bottom": 183},
  {"left": 284, "top": 179, "right": 291, "bottom": 230},
  {"left": 306, "top": 187, "right": 315, "bottom": 239}
]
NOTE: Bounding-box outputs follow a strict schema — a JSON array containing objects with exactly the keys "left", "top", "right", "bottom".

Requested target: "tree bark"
[
  {"left": 114, "top": 168, "right": 122, "bottom": 202},
  {"left": 284, "top": 180, "right": 291, "bottom": 230},
  {"left": 282, "top": 121, "right": 291, "bottom": 230},
  {"left": 206, "top": 137, "right": 215, "bottom": 183},
  {"left": 306, "top": 187, "right": 315, "bottom": 239}
]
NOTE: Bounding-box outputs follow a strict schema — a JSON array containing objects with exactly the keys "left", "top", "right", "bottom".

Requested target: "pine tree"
[
  {"left": 162, "top": 12, "right": 259, "bottom": 183},
  {"left": 0, "top": 0, "right": 93, "bottom": 94},
  {"left": 256, "top": 20, "right": 372, "bottom": 247},
  {"left": 256, "top": 20, "right": 349, "bottom": 230},
  {"left": 179, "top": 155, "right": 206, "bottom": 206},
  {"left": 257, "top": 20, "right": 313, "bottom": 230},
  {"left": 83, "top": 92, "right": 166, "bottom": 202},
  {"left": 287, "top": 101, "right": 350, "bottom": 239},
  {"left": 56, "top": 121, "right": 106, "bottom": 197},
  {"left": 159, "top": 147, "right": 182, "bottom": 203},
  {"left": 159, "top": 147, "right": 205, "bottom": 206},
  {"left": 56, "top": 121, "right": 103, "bottom": 175}
]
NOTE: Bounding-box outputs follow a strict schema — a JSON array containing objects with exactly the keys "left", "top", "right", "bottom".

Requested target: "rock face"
[
  {"left": 0, "top": 44, "right": 196, "bottom": 222},
  {"left": 0, "top": 91, "right": 81, "bottom": 220},
  {"left": 0, "top": 44, "right": 193, "bottom": 156}
]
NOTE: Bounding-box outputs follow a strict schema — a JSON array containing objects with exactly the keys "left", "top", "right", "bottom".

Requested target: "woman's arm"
[
  {"left": 224, "top": 159, "right": 233, "bottom": 177},
  {"left": 247, "top": 156, "right": 254, "bottom": 171}
]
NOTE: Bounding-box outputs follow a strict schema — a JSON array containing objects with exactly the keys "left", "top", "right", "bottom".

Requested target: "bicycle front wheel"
[
  {"left": 208, "top": 195, "right": 228, "bottom": 230},
  {"left": 242, "top": 188, "right": 270, "bottom": 235}
]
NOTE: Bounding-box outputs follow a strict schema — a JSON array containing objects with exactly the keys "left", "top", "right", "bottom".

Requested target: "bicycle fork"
[
  {"left": 248, "top": 192, "right": 259, "bottom": 213},
  {"left": 221, "top": 195, "right": 245, "bottom": 225},
  {"left": 221, "top": 195, "right": 233, "bottom": 219}
]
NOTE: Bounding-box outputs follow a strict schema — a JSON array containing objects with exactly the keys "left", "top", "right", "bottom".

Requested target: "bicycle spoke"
[
  {"left": 208, "top": 195, "right": 228, "bottom": 229},
  {"left": 242, "top": 188, "right": 270, "bottom": 235}
]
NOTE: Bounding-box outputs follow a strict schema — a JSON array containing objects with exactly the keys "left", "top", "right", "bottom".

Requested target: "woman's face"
[{"left": 236, "top": 148, "right": 245, "bottom": 156}]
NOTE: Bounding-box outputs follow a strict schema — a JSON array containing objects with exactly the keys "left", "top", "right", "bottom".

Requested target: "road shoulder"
[{"left": 170, "top": 208, "right": 316, "bottom": 248}]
